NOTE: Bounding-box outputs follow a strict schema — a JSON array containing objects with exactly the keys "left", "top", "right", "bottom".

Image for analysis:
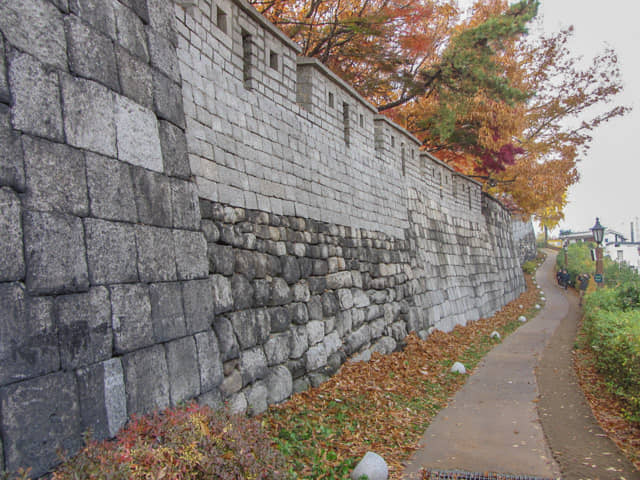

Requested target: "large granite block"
[
  {"left": 173, "top": 230, "right": 208, "bottom": 280},
  {"left": 115, "top": 94, "right": 163, "bottom": 172},
  {"left": 0, "top": 0, "right": 67, "bottom": 70},
  {"left": 0, "top": 34, "right": 8, "bottom": 104},
  {"left": 65, "top": 15, "right": 119, "bottom": 90},
  {"left": 147, "top": 0, "right": 175, "bottom": 42},
  {"left": 114, "top": 1, "right": 149, "bottom": 61},
  {"left": 0, "top": 104, "right": 24, "bottom": 191},
  {"left": 86, "top": 152, "right": 137, "bottom": 222},
  {"left": 159, "top": 120, "right": 190, "bottom": 179},
  {"left": 147, "top": 29, "right": 180, "bottom": 83},
  {"left": 182, "top": 279, "right": 214, "bottom": 334},
  {"left": 110, "top": 283, "right": 154, "bottom": 353},
  {"left": 56, "top": 286, "right": 112, "bottom": 369},
  {"left": 165, "top": 336, "right": 200, "bottom": 406},
  {"left": 0, "top": 188, "right": 24, "bottom": 282},
  {"left": 136, "top": 224, "right": 177, "bottom": 282},
  {"left": 119, "top": 0, "right": 150, "bottom": 24},
  {"left": 171, "top": 179, "right": 200, "bottom": 229},
  {"left": 69, "top": 0, "right": 117, "bottom": 39},
  {"left": 194, "top": 330, "right": 223, "bottom": 393},
  {"left": 122, "top": 345, "right": 170, "bottom": 415},
  {"left": 264, "top": 332, "right": 290, "bottom": 366},
  {"left": 76, "top": 358, "right": 127, "bottom": 440},
  {"left": 231, "top": 273, "right": 254, "bottom": 310},
  {"left": 23, "top": 135, "right": 88, "bottom": 215},
  {"left": 116, "top": 46, "right": 153, "bottom": 109},
  {"left": 132, "top": 167, "right": 172, "bottom": 226},
  {"left": 0, "top": 283, "right": 59, "bottom": 385},
  {"left": 213, "top": 316, "right": 239, "bottom": 361},
  {"left": 84, "top": 221, "right": 135, "bottom": 285},
  {"left": 0, "top": 372, "right": 81, "bottom": 477},
  {"left": 240, "top": 347, "right": 268, "bottom": 386},
  {"left": 266, "top": 365, "right": 292, "bottom": 404},
  {"left": 23, "top": 210, "right": 89, "bottom": 295},
  {"left": 149, "top": 282, "right": 186, "bottom": 342},
  {"left": 211, "top": 274, "right": 234, "bottom": 314},
  {"left": 62, "top": 74, "right": 116, "bottom": 157},
  {"left": 152, "top": 69, "right": 184, "bottom": 128},
  {"left": 8, "top": 51, "right": 63, "bottom": 141}
]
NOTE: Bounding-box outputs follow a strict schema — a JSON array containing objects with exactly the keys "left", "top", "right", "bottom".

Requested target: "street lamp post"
[
  {"left": 591, "top": 217, "right": 605, "bottom": 289},
  {"left": 563, "top": 240, "right": 568, "bottom": 269}
]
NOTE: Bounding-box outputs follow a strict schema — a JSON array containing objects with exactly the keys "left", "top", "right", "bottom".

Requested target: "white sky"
[{"left": 536, "top": 1, "right": 640, "bottom": 238}]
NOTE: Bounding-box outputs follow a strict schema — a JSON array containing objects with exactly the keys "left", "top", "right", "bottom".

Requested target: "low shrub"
[
  {"left": 583, "top": 291, "right": 640, "bottom": 421},
  {"left": 521, "top": 260, "right": 537, "bottom": 275},
  {"left": 49, "top": 402, "right": 287, "bottom": 480}
]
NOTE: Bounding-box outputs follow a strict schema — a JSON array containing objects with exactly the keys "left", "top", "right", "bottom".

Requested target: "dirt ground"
[{"left": 536, "top": 253, "right": 640, "bottom": 480}]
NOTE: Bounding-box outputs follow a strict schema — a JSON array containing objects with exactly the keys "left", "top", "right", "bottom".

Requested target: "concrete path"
[{"left": 402, "top": 252, "right": 564, "bottom": 478}]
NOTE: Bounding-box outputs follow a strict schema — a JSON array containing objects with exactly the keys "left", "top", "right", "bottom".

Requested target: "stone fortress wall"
[{"left": 0, "top": 0, "right": 530, "bottom": 475}]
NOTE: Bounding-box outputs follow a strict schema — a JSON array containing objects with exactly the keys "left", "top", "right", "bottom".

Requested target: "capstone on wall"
[{"left": 0, "top": 0, "right": 529, "bottom": 476}]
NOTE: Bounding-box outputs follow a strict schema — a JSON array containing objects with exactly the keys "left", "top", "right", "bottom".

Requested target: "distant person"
[
  {"left": 560, "top": 269, "right": 569, "bottom": 290},
  {"left": 578, "top": 273, "right": 590, "bottom": 306}
]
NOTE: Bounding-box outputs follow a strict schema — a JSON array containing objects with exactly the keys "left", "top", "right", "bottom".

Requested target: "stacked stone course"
[{"left": 0, "top": 0, "right": 532, "bottom": 476}]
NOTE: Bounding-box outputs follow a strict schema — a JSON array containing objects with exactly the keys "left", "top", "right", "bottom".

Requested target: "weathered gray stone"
[
  {"left": 227, "top": 391, "right": 247, "bottom": 414},
  {"left": 0, "top": 372, "right": 81, "bottom": 477},
  {"left": 351, "top": 452, "right": 388, "bottom": 480},
  {"left": 69, "top": 0, "right": 117, "bottom": 39},
  {"left": 132, "top": 167, "right": 172, "bottom": 226},
  {"left": 240, "top": 347, "right": 268, "bottom": 386},
  {"left": 194, "top": 330, "right": 223, "bottom": 392},
  {"left": 322, "top": 291, "right": 339, "bottom": 316},
  {"left": 234, "top": 249, "right": 256, "bottom": 280},
  {"left": 305, "top": 343, "right": 327, "bottom": 371},
  {"left": 114, "top": 1, "right": 149, "bottom": 61},
  {"left": 281, "top": 256, "right": 301, "bottom": 284},
  {"left": 170, "top": 180, "right": 198, "bottom": 232},
  {"left": 0, "top": 188, "right": 24, "bottom": 282},
  {"left": 0, "top": 35, "right": 9, "bottom": 104},
  {"left": 158, "top": 120, "right": 191, "bottom": 180},
  {"left": 198, "top": 389, "right": 223, "bottom": 409},
  {"left": 116, "top": 46, "right": 153, "bottom": 108},
  {"left": 62, "top": 74, "right": 116, "bottom": 156},
  {"left": 213, "top": 316, "right": 239, "bottom": 361},
  {"left": 308, "top": 371, "right": 329, "bottom": 388},
  {"left": 246, "top": 380, "right": 268, "bottom": 415},
  {"left": 306, "top": 295, "right": 322, "bottom": 320},
  {"left": 231, "top": 274, "right": 254, "bottom": 310},
  {"left": 266, "top": 365, "right": 292, "bottom": 404},
  {"left": 308, "top": 276, "right": 326, "bottom": 294},
  {"left": 264, "top": 332, "right": 290, "bottom": 366},
  {"left": 201, "top": 220, "right": 220, "bottom": 243},
  {"left": 152, "top": 69, "right": 185, "bottom": 128},
  {"left": 174, "top": 230, "right": 209, "bottom": 280},
  {"left": 293, "top": 281, "right": 311, "bottom": 303},
  {"left": 0, "top": 284, "right": 59, "bottom": 385},
  {"left": 149, "top": 282, "right": 186, "bottom": 342},
  {"left": 288, "top": 302, "right": 309, "bottom": 325},
  {"left": 65, "top": 15, "right": 119, "bottom": 90},
  {"left": 76, "top": 358, "right": 127, "bottom": 440},
  {"left": 352, "top": 289, "right": 370, "bottom": 308},
  {"left": 372, "top": 336, "right": 397, "bottom": 355},
  {"left": 335, "top": 311, "right": 353, "bottom": 337},
  {"left": 220, "top": 369, "right": 242, "bottom": 397},
  {"left": 136, "top": 225, "right": 177, "bottom": 282},
  {"left": 115, "top": 94, "right": 164, "bottom": 172},
  {"left": 182, "top": 279, "right": 214, "bottom": 334},
  {"left": 270, "top": 277, "right": 292, "bottom": 305},
  {"left": 86, "top": 152, "right": 137, "bottom": 222},
  {"left": 337, "top": 288, "right": 354, "bottom": 310},
  {"left": 147, "top": 29, "right": 180, "bottom": 83},
  {"left": 165, "top": 336, "right": 200, "bottom": 405},
  {"left": 57, "top": 286, "right": 112, "bottom": 369},
  {"left": 229, "top": 310, "right": 257, "bottom": 350},
  {"left": 253, "top": 278, "right": 271, "bottom": 306},
  {"left": 85, "top": 218, "right": 138, "bottom": 284},
  {"left": 326, "top": 271, "right": 352, "bottom": 289},
  {"left": 293, "top": 377, "right": 310, "bottom": 394},
  {"left": 289, "top": 325, "right": 308, "bottom": 359},
  {"left": 122, "top": 345, "right": 170, "bottom": 415},
  {"left": 269, "top": 306, "right": 290, "bottom": 333},
  {"left": 0, "top": 105, "right": 24, "bottom": 191},
  {"left": 209, "top": 243, "right": 235, "bottom": 276},
  {"left": 23, "top": 135, "right": 88, "bottom": 215},
  {"left": 211, "top": 274, "right": 234, "bottom": 314},
  {"left": 119, "top": 0, "right": 150, "bottom": 24},
  {"left": 9, "top": 51, "right": 63, "bottom": 141},
  {"left": 110, "top": 283, "right": 154, "bottom": 354},
  {"left": 0, "top": 0, "right": 67, "bottom": 70},
  {"left": 306, "top": 320, "right": 325, "bottom": 345},
  {"left": 345, "top": 325, "right": 371, "bottom": 355},
  {"left": 23, "top": 210, "right": 89, "bottom": 295}
]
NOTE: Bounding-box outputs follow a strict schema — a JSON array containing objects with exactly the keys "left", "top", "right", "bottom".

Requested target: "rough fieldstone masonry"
[{"left": 0, "top": 0, "right": 533, "bottom": 475}]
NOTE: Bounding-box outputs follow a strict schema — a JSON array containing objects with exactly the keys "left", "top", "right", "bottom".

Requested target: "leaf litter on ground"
[{"left": 261, "top": 273, "right": 542, "bottom": 479}]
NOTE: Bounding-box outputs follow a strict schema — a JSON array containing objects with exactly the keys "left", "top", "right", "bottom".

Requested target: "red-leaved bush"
[{"left": 50, "top": 402, "right": 287, "bottom": 480}]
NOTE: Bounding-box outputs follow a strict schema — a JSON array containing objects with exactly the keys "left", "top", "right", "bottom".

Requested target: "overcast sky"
[{"left": 535, "top": 1, "right": 640, "bottom": 238}]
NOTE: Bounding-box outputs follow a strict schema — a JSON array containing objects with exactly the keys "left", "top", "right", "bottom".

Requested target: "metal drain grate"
[{"left": 423, "top": 470, "right": 555, "bottom": 480}]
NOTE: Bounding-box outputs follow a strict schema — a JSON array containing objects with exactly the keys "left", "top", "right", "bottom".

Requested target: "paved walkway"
[{"left": 402, "top": 251, "right": 640, "bottom": 479}]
